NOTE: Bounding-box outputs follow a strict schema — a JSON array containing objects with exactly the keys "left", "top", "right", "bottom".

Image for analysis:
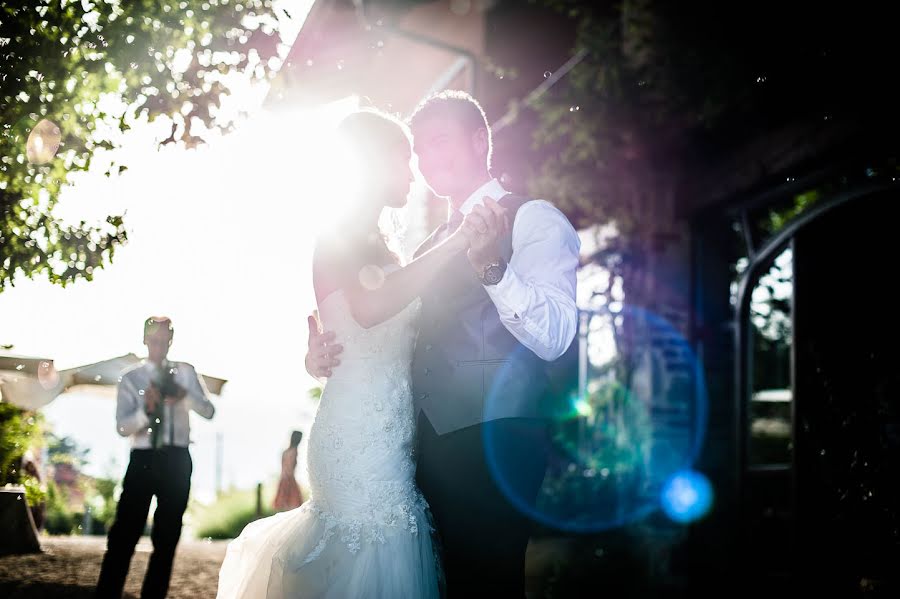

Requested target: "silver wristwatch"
[{"left": 478, "top": 258, "right": 507, "bottom": 286}]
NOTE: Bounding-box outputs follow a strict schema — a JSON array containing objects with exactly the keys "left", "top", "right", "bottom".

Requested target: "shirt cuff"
[
  {"left": 484, "top": 265, "right": 530, "bottom": 321},
  {"left": 186, "top": 383, "right": 215, "bottom": 418}
]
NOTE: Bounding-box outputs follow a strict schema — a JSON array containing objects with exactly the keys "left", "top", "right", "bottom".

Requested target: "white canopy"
[{"left": 0, "top": 353, "right": 227, "bottom": 410}]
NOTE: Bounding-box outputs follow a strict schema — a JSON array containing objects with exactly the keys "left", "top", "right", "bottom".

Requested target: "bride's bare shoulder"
[{"left": 313, "top": 238, "right": 355, "bottom": 303}]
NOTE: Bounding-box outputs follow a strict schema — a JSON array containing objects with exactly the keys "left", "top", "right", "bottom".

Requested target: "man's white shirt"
[
  {"left": 453, "top": 179, "right": 581, "bottom": 361},
  {"left": 116, "top": 360, "right": 216, "bottom": 448}
]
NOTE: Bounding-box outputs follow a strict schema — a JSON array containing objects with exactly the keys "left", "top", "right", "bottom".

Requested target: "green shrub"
[
  {"left": 21, "top": 473, "right": 46, "bottom": 506},
  {"left": 88, "top": 476, "right": 119, "bottom": 535},
  {"left": 190, "top": 485, "right": 276, "bottom": 540},
  {"left": 44, "top": 480, "right": 76, "bottom": 535},
  {"left": 0, "top": 402, "right": 41, "bottom": 485}
]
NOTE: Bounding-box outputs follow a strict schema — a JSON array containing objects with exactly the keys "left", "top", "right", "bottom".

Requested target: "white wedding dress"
[{"left": 217, "top": 290, "right": 442, "bottom": 598}]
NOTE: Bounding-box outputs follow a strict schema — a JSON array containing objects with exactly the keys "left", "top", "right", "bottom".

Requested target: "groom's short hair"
[
  {"left": 144, "top": 316, "right": 174, "bottom": 341},
  {"left": 408, "top": 90, "right": 493, "bottom": 167}
]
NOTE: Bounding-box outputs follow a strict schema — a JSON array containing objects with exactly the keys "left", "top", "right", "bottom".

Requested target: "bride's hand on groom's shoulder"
[{"left": 305, "top": 314, "right": 342, "bottom": 379}]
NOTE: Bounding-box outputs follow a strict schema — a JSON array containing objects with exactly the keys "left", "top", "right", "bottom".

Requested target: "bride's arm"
[
  {"left": 342, "top": 228, "right": 469, "bottom": 329},
  {"left": 305, "top": 226, "right": 474, "bottom": 376}
]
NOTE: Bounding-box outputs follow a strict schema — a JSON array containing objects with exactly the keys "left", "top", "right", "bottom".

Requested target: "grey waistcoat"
[{"left": 411, "top": 194, "right": 554, "bottom": 435}]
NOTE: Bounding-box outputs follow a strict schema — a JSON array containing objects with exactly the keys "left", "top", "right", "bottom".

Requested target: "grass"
[{"left": 188, "top": 484, "right": 278, "bottom": 540}]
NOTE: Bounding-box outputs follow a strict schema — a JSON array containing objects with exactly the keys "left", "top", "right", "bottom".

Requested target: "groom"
[{"left": 306, "top": 90, "right": 580, "bottom": 597}]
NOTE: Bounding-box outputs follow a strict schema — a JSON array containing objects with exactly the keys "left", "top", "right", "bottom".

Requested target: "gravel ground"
[
  {"left": 0, "top": 533, "right": 603, "bottom": 598},
  {"left": 0, "top": 535, "right": 229, "bottom": 599}
]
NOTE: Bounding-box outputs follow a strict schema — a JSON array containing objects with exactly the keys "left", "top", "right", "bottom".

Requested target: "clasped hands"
[{"left": 456, "top": 197, "right": 509, "bottom": 272}]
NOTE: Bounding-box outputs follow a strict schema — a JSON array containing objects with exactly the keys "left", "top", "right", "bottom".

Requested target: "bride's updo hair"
[
  {"left": 323, "top": 108, "right": 410, "bottom": 272},
  {"left": 335, "top": 108, "right": 411, "bottom": 175}
]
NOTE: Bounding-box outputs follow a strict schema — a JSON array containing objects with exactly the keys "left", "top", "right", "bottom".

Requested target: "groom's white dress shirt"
[
  {"left": 116, "top": 360, "right": 216, "bottom": 449},
  {"left": 453, "top": 179, "right": 581, "bottom": 362}
]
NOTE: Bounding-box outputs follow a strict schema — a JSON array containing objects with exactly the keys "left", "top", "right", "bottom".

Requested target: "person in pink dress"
[{"left": 272, "top": 430, "right": 304, "bottom": 512}]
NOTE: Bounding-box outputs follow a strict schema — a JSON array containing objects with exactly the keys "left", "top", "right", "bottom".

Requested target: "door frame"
[{"left": 732, "top": 181, "right": 898, "bottom": 508}]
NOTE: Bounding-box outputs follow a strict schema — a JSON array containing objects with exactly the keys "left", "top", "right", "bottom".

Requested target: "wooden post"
[{"left": 215, "top": 432, "right": 223, "bottom": 497}]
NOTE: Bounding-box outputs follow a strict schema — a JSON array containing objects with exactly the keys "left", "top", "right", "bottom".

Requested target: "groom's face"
[
  {"left": 412, "top": 116, "right": 484, "bottom": 199},
  {"left": 144, "top": 329, "right": 172, "bottom": 363}
]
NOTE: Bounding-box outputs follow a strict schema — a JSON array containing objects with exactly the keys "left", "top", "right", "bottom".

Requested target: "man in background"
[{"left": 95, "top": 316, "right": 215, "bottom": 599}]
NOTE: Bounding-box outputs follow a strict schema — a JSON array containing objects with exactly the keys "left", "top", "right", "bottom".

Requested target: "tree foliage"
[
  {"left": 529, "top": 0, "right": 899, "bottom": 269},
  {"left": 0, "top": 0, "right": 284, "bottom": 291},
  {"left": 523, "top": 0, "right": 900, "bottom": 397}
]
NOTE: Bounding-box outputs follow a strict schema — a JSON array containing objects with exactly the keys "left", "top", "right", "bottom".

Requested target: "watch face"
[{"left": 483, "top": 264, "right": 505, "bottom": 285}]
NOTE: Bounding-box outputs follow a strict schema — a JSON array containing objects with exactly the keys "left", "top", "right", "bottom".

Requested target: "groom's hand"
[
  {"left": 305, "top": 314, "right": 342, "bottom": 379},
  {"left": 462, "top": 198, "right": 508, "bottom": 272}
]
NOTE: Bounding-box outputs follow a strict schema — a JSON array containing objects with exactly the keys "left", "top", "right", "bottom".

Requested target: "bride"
[{"left": 216, "top": 109, "right": 473, "bottom": 598}]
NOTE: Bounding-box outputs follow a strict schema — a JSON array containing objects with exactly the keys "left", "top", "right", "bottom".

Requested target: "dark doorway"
[{"left": 793, "top": 190, "right": 900, "bottom": 595}]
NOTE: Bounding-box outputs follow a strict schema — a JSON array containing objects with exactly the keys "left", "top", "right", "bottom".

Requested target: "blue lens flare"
[
  {"left": 660, "top": 470, "right": 714, "bottom": 523},
  {"left": 482, "top": 306, "right": 709, "bottom": 532}
]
